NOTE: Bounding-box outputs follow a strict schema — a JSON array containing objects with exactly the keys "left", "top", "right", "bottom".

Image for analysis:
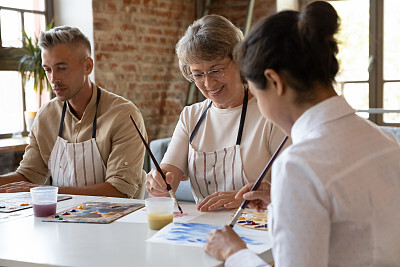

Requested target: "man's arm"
[
  {"left": 0, "top": 175, "right": 128, "bottom": 198},
  {"left": 57, "top": 182, "right": 126, "bottom": 197},
  {"left": 0, "top": 172, "right": 126, "bottom": 197},
  {"left": 0, "top": 172, "right": 30, "bottom": 186},
  {"left": 100, "top": 104, "right": 147, "bottom": 198}
]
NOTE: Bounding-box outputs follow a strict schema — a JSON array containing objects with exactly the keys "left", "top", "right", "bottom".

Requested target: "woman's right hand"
[
  {"left": 145, "top": 168, "right": 173, "bottom": 197},
  {"left": 235, "top": 181, "right": 271, "bottom": 212},
  {"left": 145, "top": 164, "right": 184, "bottom": 197}
]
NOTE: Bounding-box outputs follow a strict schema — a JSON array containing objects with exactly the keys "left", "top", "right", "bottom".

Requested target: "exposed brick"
[
  {"left": 121, "top": 24, "right": 137, "bottom": 31},
  {"left": 123, "top": 0, "right": 141, "bottom": 4}
]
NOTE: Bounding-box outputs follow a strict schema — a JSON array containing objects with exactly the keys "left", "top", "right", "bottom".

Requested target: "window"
[
  {"left": 325, "top": 0, "right": 400, "bottom": 125},
  {"left": 0, "top": 0, "right": 53, "bottom": 138}
]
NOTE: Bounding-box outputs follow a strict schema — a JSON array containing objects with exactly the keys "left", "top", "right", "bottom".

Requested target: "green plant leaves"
[{"left": 18, "top": 20, "right": 53, "bottom": 94}]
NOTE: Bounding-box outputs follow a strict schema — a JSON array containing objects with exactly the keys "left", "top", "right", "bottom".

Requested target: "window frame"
[
  {"left": 0, "top": 0, "right": 53, "bottom": 138},
  {"left": 301, "top": 0, "right": 400, "bottom": 126}
]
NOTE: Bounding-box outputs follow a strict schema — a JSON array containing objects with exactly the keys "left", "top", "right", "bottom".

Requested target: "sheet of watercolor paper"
[
  {"left": 0, "top": 192, "right": 71, "bottom": 213},
  {"left": 147, "top": 222, "right": 271, "bottom": 254},
  {"left": 117, "top": 203, "right": 202, "bottom": 223},
  {"left": 0, "top": 192, "right": 72, "bottom": 223}
]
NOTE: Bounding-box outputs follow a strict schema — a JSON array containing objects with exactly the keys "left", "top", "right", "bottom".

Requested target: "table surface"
[{"left": 0, "top": 194, "right": 273, "bottom": 267}]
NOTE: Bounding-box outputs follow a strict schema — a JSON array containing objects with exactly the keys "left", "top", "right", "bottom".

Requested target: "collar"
[
  {"left": 291, "top": 95, "right": 355, "bottom": 144},
  {"left": 67, "top": 82, "right": 98, "bottom": 121}
]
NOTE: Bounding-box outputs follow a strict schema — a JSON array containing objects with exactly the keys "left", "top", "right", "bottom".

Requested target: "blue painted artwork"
[{"left": 153, "top": 222, "right": 264, "bottom": 246}]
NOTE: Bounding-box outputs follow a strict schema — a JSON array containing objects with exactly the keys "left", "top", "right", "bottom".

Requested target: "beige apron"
[
  {"left": 48, "top": 87, "right": 106, "bottom": 187},
  {"left": 188, "top": 89, "right": 249, "bottom": 203}
]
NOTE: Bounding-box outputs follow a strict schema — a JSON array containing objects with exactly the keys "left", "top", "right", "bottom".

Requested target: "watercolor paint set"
[
  {"left": 232, "top": 211, "right": 268, "bottom": 231},
  {"left": 42, "top": 201, "right": 144, "bottom": 224}
]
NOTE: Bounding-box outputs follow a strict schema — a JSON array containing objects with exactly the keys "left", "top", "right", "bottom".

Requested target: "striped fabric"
[
  {"left": 48, "top": 136, "right": 106, "bottom": 187},
  {"left": 188, "top": 144, "right": 248, "bottom": 203}
]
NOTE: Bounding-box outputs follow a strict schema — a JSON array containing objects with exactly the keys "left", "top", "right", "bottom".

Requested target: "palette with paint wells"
[
  {"left": 0, "top": 192, "right": 72, "bottom": 213},
  {"left": 232, "top": 211, "right": 268, "bottom": 231},
  {"left": 43, "top": 202, "right": 144, "bottom": 224}
]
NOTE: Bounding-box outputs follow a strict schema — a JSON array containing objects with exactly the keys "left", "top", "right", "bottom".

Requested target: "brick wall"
[{"left": 92, "top": 0, "right": 276, "bottom": 142}]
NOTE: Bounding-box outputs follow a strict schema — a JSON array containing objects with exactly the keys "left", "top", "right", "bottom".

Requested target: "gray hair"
[
  {"left": 176, "top": 14, "right": 244, "bottom": 81},
  {"left": 38, "top": 26, "right": 91, "bottom": 57}
]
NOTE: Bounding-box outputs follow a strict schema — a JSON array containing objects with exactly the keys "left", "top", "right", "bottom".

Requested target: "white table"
[{"left": 0, "top": 194, "right": 273, "bottom": 267}]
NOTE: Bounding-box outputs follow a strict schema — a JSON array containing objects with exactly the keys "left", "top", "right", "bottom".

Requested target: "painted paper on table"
[
  {"left": 0, "top": 192, "right": 72, "bottom": 213},
  {"left": 147, "top": 222, "right": 271, "bottom": 254},
  {"left": 42, "top": 202, "right": 144, "bottom": 224}
]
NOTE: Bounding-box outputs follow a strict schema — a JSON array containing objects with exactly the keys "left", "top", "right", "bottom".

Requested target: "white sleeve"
[
  {"left": 161, "top": 108, "right": 190, "bottom": 175},
  {"left": 270, "top": 154, "right": 330, "bottom": 267},
  {"left": 225, "top": 249, "right": 271, "bottom": 267}
]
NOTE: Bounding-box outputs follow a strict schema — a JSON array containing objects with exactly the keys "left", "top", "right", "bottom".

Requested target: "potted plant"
[{"left": 17, "top": 22, "right": 53, "bottom": 131}]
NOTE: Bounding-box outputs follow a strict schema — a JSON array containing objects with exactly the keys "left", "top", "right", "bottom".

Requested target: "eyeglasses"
[{"left": 189, "top": 60, "right": 231, "bottom": 83}]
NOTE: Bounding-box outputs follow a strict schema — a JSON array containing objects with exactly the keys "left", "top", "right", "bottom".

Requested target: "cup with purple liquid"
[{"left": 30, "top": 186, "right": 58, "bottom": 217}]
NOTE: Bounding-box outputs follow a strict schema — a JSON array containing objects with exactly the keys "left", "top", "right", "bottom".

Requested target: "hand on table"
[
  {"left": 235, "top": 181, "right": 271, "bottom": 212},
  {"left": 197, "top": 191, "right": 243, "bottom": 212},
  {"left": 0, "top": 181, "right": 40, "bottom": 193},
  {"left": 145, "top": 168, "right": 174, "bottom": 197},
  {"left": 204, "top": 225, "right": 247, "bottom": 261}
]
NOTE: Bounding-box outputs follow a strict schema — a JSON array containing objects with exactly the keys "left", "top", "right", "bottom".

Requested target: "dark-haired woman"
[{"left": 204, "top": 1, "right": 400, "bottom": 266}]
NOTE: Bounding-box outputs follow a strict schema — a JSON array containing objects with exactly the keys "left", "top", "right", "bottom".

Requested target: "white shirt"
[{"left": 226, "top": 96, "right": 400, "bottom": 267}]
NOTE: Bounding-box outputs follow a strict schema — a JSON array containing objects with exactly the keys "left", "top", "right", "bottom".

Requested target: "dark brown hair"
[{"left": 234, "top": 1, "right": 340, "bottom": 103}]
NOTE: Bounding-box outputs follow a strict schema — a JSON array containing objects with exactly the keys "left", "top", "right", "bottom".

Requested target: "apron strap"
[
  {"left": 92, "top": 87, "right": 101, "bottom": 138},
  {"left": 236, "top": 88, "right": 248, "bottom": 145},
  {"left": 58, "top": 86, "right": 101, "bottom": 138},
  {"left": 189, "top": 87, "right": 249, "bottom": 146},
  {"left": 189, "top": 101, "right": 213, "bottom": 143}
]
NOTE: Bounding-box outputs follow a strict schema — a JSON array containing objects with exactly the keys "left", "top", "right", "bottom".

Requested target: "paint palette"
[
  {"left": 43, "top": 202, "right": 144, "bottom": 224},
  {"left": 0, "top": 192, "right": 72, "bottom": 213},
  {"left": 232, "top": 211, "right": 268, "bottom": 231}
]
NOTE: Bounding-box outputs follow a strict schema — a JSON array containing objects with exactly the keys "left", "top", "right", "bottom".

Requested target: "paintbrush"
[
  {"left": 229, "top": 135, "right": 289, "bottom": 227},
  {"left": 129, "top": 115, "right": 183, "bottom": 214}
]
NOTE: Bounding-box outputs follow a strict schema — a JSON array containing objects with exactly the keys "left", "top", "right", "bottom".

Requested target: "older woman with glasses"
[{"left": 145, "top": 14, "right": 289, "bottom": 212}]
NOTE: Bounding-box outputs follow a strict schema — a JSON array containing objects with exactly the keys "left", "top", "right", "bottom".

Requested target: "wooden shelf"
[{"left": 0, "top": 137, "right": 29, "bottom": 154}]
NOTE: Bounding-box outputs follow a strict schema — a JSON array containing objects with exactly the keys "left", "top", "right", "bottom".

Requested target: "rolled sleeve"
[{"left": 103, "top": 104, "right": 147, "bottom": 198}]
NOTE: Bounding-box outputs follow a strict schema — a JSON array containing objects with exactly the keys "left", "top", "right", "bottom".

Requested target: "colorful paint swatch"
[{"left": 232, "top": 211, "right": 268, "bottom": 231}]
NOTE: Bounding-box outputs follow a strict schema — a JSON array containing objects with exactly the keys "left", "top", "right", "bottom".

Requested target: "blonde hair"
[
  {"left": 38, "top": 26, "right": 91, "bottom": 57},
  {"left": 176, "top": 14, "right": 244, "bottom": 81}
]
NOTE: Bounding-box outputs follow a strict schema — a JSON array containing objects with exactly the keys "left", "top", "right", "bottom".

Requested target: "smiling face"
[
  {"left": 189, "top": 57, "right": 245, "bottom": 109},
  {"left": 42, "top": 43, "right": 92, "bottom": 103}
]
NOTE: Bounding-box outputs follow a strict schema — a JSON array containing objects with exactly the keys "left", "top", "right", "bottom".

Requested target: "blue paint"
[
  {"left": 157, "top": 222, "right": 264, "bottom": 246},
  {"left": 241, "top": 237, "right": 263, "bottom": 246}
]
